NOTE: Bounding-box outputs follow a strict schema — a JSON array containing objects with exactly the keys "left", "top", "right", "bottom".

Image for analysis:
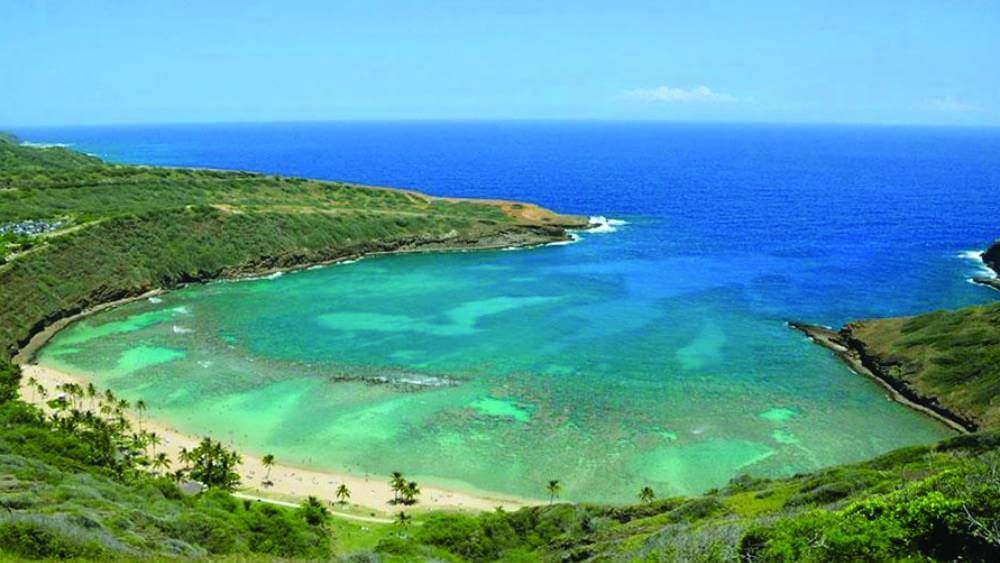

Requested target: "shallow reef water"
[{"left": 27, "top": 122, "right": 1000, "bottom": 503}]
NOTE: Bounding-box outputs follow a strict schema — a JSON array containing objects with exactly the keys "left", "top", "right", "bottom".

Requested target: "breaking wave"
[{"left": 587, "top": 216, "right": 628, "bottom": 233}]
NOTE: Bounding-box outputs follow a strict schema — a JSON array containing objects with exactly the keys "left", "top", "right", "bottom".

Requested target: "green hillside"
[
  {"left": 0, "top": 136, "right": 586, "bottom": 359},
  {"left": 844, "top": 302, "right": 1000, "bottom": 431}
]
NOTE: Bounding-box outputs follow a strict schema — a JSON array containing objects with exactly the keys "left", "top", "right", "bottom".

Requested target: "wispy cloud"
[
  {"left": 620, "top": 85, "right": 739, "bottom": 104},
  {"left": 925, "top": 97, "right": 977, "bottom": 113}
]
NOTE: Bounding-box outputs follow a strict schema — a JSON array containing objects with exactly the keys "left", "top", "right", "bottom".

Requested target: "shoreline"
[
  {"left": 9, "top": 234, "right": 593, "bottom": 513},
  {"left": 788, "top": 322, "right": 973, "bottom": 434},
  {"left": 19, "top": 362, "right": 536, "bottom": 514},
  {"left": 12, "top": 229, "right": 581, "bottom": 365},
  {"left": 970, "top": 243, "right": 1000, "bottom": 291}
]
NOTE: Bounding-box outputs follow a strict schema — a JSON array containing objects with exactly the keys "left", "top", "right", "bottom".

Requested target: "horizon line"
[{"left": 6, "top": 117, "right": 1000, "bottom": 131}]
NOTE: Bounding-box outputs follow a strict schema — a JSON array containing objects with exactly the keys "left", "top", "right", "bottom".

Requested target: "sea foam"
[
  {"left": 587, "top": 215, "right": 628, "bottom": 233},
  {"left": 21, "top": 141, "right": 72, "bottom": 148},
  {"left": 957, "top": 249, "right": 996, "bottom": 279},
  {"left": 546, "top": 233, "right": 582, "bottom": 246}
]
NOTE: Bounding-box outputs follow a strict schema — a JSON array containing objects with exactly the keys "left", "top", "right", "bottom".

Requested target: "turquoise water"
[
  {"left": 26, "top": 122, "right": 1000, "bottom": 504},
  {"left": 40, "top": 237, "right": 953, "bottom": 503}
]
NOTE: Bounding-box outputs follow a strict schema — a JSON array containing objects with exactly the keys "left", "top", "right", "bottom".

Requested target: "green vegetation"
[
  {"left": 0, "top": 358, "right": 333, "bottom": 559},
  {"left": 846, "top": 301, "right": 1000, "bottom": 430},
  {"left": 336, "top": 483, "right": 351, "bottom": 504},
  {"left": 546, "top": 479, "right": 562, "bottom": 504},
  {"left": 388, "top": 471, "right": 421, "bottom": 506},
  {"left": 365, "top": 436, "right": 1000, "bottom": 560},
  {"left": 0, "top": 136, "right": 585, "bottom": 358}
]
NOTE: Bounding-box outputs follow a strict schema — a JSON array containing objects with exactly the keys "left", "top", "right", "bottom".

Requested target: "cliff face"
[
  {"left": 983, "top": 240, "right": 1000, "bottom": 277},
  {"left": 973, "top": 240, "right": 1000, "bottom": 291}
]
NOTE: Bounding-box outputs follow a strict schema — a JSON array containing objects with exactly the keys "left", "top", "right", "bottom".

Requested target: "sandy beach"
[{"left": 18, "top": 363, "right": 533, "bottom": 515}]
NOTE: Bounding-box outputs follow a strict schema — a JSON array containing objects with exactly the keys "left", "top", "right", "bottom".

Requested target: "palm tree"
[
  {"left": 262, "top": 454, "right": 275, "bottom": 483},
  {"left": 336, "top": 483, "right": 350, "bottom": 504},
  {"left": 26, "top": 377, "right": 37, "bottom": 401},
  {"left": 147, "top": 431, "right": 162, "bottom": 457},
  {"left": 152, "top": 452, "right": 171, "bottom": 475},
  {"left": 135, "top": 399, "right": 147, "bottom": 430},
  {"left": 401, "top": 481, "right": 420, "bottom": 505},
  {"left": 86, "top": 382, "right": 97, "bottom": 399},
  {"left": 390, "top": 471, "right": 405, "bottom": 504},
  {"left": 396, "top": 511, "right": 411, "bottom": 527},
  {"left": 178, "top": 447, "right": 191, "bottom": 469},
  {"left": 546, "top": 479, "right": 561, "bottom": 504},
  {"left": 639, "top": 486, "right": 655, "bottom": 504}
]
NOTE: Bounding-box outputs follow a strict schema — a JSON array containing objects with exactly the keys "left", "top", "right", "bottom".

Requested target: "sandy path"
[{"left": 19, "top": 363, "right": 533, "bottom": 515}]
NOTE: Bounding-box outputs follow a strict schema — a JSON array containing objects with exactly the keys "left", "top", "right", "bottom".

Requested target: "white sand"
[{"left": 19, "top": 363, "right": 534, "bottom": 515}]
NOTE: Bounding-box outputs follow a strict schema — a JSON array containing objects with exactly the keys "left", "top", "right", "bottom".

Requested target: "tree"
[
  {"left": 0, "top": 361, "right": 20, "bottom": 403},
  {"left": 547, "top": 480, "right": 561, "bottom": 504},
  {"left": 147, "top": 431, "right": 162, "bottom": 457},
  {"left": 401, "top": 481, "right": 421, "bottom": 505},
  {"left": 300, "top": 495, "right": 329, "bottom": 526},
  {"left": 390, "top": 471, "right": 406, "bottom": 504},
  {"left": 152, "top": 452, "right": 171, "bottom": 475},
  {"left": 639, "top": 486, "right": 655, "bottom": 504},
  {"left": 396, "top": 511, "right": 412, "bottom": 527},
  {"left": 187, "top": 437, "right": 242, "bottom": 490},
  {"left": 336, "top": 483, "right": 350, "bottom": 504},
  {"left": 262, "top": 453, "right": 275, "bottom": 484},
  {"left": 178, "top": 447, "right": 191, "bottom": 469},
  {"left": 135, "top": 399, "right": 147, "bottom": 430},
  {"left": 26, "top": 376, "right": 37, "bottom": 401}
]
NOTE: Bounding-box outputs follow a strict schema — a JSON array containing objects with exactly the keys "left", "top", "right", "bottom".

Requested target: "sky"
[{"left": 2, "top": 0, "right": 999, "bottom": 126}]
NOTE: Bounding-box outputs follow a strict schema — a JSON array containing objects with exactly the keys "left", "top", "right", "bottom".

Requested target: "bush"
[{"left": 0, "top": 517, "right": 107, "bottom": 559}]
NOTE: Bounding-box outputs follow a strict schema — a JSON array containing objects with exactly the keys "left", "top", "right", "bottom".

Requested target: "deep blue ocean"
[
  {"left": 19, "top": 122, "right": 1000, "bottom": 502},
  {"left": 19, "top": 122, "right": 999, "bottom": 324}
]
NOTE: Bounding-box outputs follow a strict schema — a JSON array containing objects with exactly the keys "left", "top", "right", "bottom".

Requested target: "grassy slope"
[
  {"left": 846, "top": 302, "right": 1000, "bottom": 430},
  {"left": 0, "top": 137, "right": 585, "bottom": 358}
]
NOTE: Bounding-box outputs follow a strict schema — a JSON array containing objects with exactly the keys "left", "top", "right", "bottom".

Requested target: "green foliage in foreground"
[
  {"left": 0, "top": 359, "right": 333, "bottom": 560},
  {"left": 361, "top": 434, "right": 998, "bottom": 561},
  {"left": 848, "top": 301, "right": 1000, "bottom": 430}
]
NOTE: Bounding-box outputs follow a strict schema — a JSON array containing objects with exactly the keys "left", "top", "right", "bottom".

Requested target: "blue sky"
[{"left": 2, "top": 0, "right": 998, "bottom": 126}]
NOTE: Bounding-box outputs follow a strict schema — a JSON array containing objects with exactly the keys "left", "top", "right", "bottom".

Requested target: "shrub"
[{"left": 0, "top": 517, "right": 108, "bottom": 559}]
